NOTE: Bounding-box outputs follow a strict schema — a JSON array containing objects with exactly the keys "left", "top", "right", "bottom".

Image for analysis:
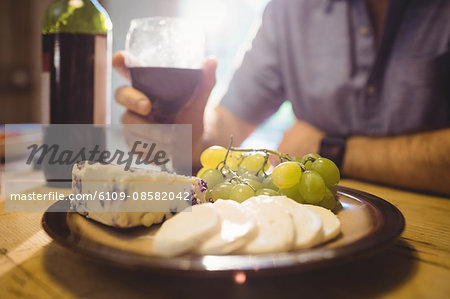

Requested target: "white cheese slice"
[
  {"left": 237, "top": 196, "right": 295, "bottom": 254},
  {"left": 270, "top": 196, "right": 324, "bottom": 249},
  {"left": 152, "top": 203, "right": 220, "bottom": 257},
  {"left": 304, "top": 204, "right": 341, "bottom": 242},
  {"left": 196, "top": 199, "right": 257, "bottom": 255}
]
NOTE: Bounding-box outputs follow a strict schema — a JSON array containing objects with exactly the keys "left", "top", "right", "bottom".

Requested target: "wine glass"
[{"left": 125, "top": 17, "right": 205, "bottom": 122}]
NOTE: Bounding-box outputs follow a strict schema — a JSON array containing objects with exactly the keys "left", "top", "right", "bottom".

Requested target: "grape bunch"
[{"left": 197, "top": 146, "right": 340, "bottom": 211}]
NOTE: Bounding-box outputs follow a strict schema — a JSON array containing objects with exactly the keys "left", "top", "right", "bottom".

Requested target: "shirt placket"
[
  {"left": 351, "top": 0, "right": 377, "bottom": 132},
  {"left": 352, "top": 0, "right": 411, "bottom": 133}
]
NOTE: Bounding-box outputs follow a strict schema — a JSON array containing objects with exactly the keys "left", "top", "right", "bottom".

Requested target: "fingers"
[
  {"left": 121, "top": 110, "right": 154, "bottom": 125},
  {"left": 113, "top": 51, "right": 151, "bottom": 116},
  {"left": 112, "top": 51, "right": 131, "bottom": 81},
  {"left": 115, "top": 86, "right": 152, "bottom": 115},
  {"left": 116, "top": 56, "right": 217, "bottom": 126}
]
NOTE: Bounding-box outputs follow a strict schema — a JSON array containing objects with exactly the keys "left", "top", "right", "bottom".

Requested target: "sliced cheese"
[
  {"left": 237, "top": 196, "right": 295, "bottom": 254},
  {"left": 196, "top": 199, "right": 257, "bottom": 255},
  {"left": 270, "top": 196, "right": 324, "bottom": 249},
  {"left": 152, "top": 203, "right": 220, "bottom": 257},
  {"left": 304, "top": 204, "right": 341, "bottom": 242}
]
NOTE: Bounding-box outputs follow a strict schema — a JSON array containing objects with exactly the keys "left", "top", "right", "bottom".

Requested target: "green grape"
[
  {"left": 311, "top": 158, "right": 340, "bottom": 186},
  {"left": 200, "top": 146, "right": 227, "bottom": 169},
  {"left": 196, "top": 167, "right": 207, "bottom": 177},
  {"left": 256, "top": 188, "right": 280, "bottom": 196},
  {"left": 243, "top": 179, "right": 263, "bottom": 191},
  {"left": 301, "top": 153, "right": 321, "bottom": 164},
  {"left": 298, "top": 170, "right": 326, "bottom": 204},
  {"left": 279, "top": 184, "right": 305, "bottom": 203},
  {"left": 293, "top": 156, "right": 302, "bottom": 163},
  {"left": 241, "top": 171, "right": 263, "bottom": 182},
  {"left": 318, "top": 187, "right": 337, "bottom": 210},
  {"left": 231, "top": 151, "right": 244, "bottom": 160},
  {"left": 304, "top": 160, "right": 313, "bottom": 170},
  {"left": 241, "top": 154, "right": 269, "bottom": 172},
  {"left": 272, "top": 162, "right": 302, "bottom": 189},
  {"left": 205, "top": 189, "right": 213, "bottom": 202},
  {"left": 261, "top": 174, "right": 279, "bottom": 191},
  {"left": 200, "top": 168, "right": 224, "bottom": 189},
  {"left": 230, "top": 184, "right": 255, "bottom": 203},
  {"left": 222, "top": 170, "right": 234, "bottom": 180},
  {"left": 226, "top": 155, "right": 240, "bottom": 171},
  {"left": 210, "top": 182, "right": 233, "bottom": 201},
  {"left": 328, "top": 185, "right": 337, "bottom": 195},
  {"left": 237, "top": 167, "right": 249, "bottom": 176}
]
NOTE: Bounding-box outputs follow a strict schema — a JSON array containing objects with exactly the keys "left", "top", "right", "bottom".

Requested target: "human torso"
[{"left": 276, "top": 0, "right": 450, "bottom": 135}]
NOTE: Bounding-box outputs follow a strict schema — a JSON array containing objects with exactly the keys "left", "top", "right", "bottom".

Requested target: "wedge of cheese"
[{"left": 71, "top": 161, "right": 208, "bottom": 228}]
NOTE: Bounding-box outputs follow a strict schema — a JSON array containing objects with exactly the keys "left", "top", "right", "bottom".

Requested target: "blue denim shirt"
[{"left": 221, "top": 0, "right": 450, "bottom": 136}]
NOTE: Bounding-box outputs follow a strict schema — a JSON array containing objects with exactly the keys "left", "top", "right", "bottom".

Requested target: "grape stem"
[
  {"left": 216, "top": 137, "right": 257, "bottom": 191},
  {"left": 229, "top": 147, "right": 294, "bottom": 162},
  {"left": 218, "top": 136, "right": 234, "bottom": 172},
  {"left": 223, "top": 136, "right": 234, "bottom": 166}
]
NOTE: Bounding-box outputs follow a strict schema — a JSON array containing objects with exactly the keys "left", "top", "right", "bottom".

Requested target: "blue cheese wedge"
[{"left": 71, "top": 161, "right": 209, "bottom": 228}]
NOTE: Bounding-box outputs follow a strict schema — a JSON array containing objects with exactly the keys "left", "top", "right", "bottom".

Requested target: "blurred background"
[{"left": 0, "top": 0, "right": 294, "bottom": 148}]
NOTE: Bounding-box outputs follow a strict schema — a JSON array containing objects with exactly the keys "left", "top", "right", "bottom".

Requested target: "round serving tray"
[{"left": 42, "top": 186, "right": 404, "bottom": 276}]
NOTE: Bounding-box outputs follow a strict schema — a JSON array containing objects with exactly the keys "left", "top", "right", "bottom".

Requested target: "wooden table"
[{"left": 0, "top": 179, "right": 449, "bottom": 299}]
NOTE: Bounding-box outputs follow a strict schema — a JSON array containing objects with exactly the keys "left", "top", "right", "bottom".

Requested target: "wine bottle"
[
  {"left": 41, "top": 0, "right": 112, "bottom": 124},
  {"left": 41, "top": 0, "right": 112, "bottom": 186}
]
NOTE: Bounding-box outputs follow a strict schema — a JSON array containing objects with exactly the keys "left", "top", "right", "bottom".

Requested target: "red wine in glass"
[{"left": 129, "top": 66, "right": 202, "bottom": 121}]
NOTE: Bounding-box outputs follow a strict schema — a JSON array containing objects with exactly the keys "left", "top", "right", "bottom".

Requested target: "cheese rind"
[{"left": 71, "top": 161, "right": 208, "bottom": 228}]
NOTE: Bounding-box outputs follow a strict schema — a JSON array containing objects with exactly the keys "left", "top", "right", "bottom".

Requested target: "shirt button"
[
  {"left": 366, "top": 85, "right": 376, "bottom": 95},
  {"left": 360, "top": 26, "right": 370, "bottom": 36}
]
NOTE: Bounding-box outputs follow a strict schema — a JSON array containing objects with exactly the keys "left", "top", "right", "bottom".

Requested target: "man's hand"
[
  {"left": 112, "top": 51, "right": 259, "bottom": 169},
  {"left": 112, "top": 51, "right": 217, "bottom": 144}
]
